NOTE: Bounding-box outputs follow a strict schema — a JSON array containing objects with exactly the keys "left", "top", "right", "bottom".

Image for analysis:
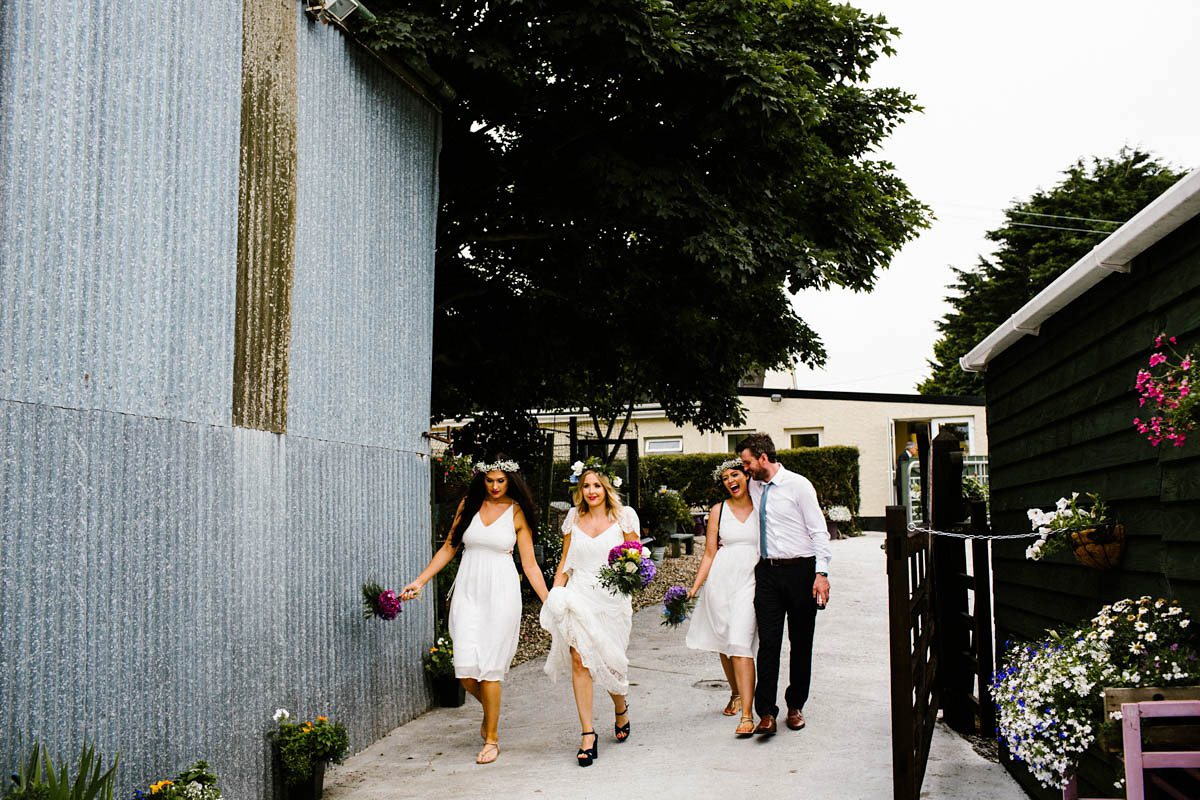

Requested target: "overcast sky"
[{"left": 775, "top": 0, "right": 1200, "bottom": 394}]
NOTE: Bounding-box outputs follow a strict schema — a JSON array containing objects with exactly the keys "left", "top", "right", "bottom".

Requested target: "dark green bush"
[{"left": 641, "top": 447, "right": 860, "bottom": 513}]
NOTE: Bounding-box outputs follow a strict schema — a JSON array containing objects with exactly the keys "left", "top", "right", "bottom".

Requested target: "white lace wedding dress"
[{"left": 540, "top": 505, "right": 640, "bottom": 694}]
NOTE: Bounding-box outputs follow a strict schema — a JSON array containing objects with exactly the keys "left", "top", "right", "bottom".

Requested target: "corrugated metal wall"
[{"left": 0, "top": 3, "right": 439, "bottom": 797}]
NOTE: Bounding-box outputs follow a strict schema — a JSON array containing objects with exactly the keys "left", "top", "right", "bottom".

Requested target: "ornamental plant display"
[
  {"left": 424, "top": 630, "right": 455, "bottom": 677},
  {"left": 360, "top": 581, "right": 402, "bottom": 621},
  {"left": 824, "top": 505, "right": 852, "bottom": 523},
  {"left": 1024, "top": 491, "right": 1110, "bottom": 561},
  {"left": 597, "top": 541, "right": 656, "bottom": 596},
  {"left": 639, "top": 486, "right": 692, "bottom": 545},
  {"left": 270, "top": 710, "right": 349, "bottom": 789},
  {"left": 132, "top": 761, "right": 222, "bottom": 800},
  {"left": 991, "top": 596, "right": 1199, "bottom": 790},
  {"left": 1134, "top": 333, "right": 1200, "bottom": 447},
  {"left": 660, "top": 585, "right": 694, "bottom": 628},
  {"left": 434, "top": 451, "right": 476, "bottom": 490},
  {"left": 6, "top": 738, "right": 119, "bottom": 800}
]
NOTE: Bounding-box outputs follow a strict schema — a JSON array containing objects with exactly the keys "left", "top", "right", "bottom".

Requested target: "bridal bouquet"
[
  {"left": 661, "top": 585, "right": 695, "bottom": 628},
  {"left": 597, "top": 541, "right": 656, "bottom": 596},
  {"left": 361, "top": 581, "right": 402, "bottom": 620}
]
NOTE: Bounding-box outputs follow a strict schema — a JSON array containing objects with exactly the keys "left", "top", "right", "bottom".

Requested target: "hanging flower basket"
[{"left": 1069, "top": 523, "right": 1124, "bottom": 570}]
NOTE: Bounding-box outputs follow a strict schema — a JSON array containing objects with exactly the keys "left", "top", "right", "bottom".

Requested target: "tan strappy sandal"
[
  {"left": 723, "top": 695, "right": 742, "bottom": 716},
  {"left": 476, "top": 742, "right": 499, "bottom": 764}
]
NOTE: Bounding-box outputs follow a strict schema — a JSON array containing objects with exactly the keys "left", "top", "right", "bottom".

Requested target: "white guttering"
[{"left": 960, "top": 167, "right": 1200, "bottom": 372}]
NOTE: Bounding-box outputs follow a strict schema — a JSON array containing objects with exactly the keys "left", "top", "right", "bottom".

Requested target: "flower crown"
[
  {"left": 567, "top": 457, "right": 623, "bottom": 489},
  {"left": 474, "top": 458, "right": 520, "bottom": 474},
  {"left": 712, "top": 458, "right": 744, "bottom": 481}
]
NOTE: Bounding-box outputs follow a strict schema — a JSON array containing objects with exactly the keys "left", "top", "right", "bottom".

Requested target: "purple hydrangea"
[
  {"left": 664, "top": 585, "right": 688, "bottom": 605},
  {"left": 638, "top": 556, "right": 656, "bottom": 586}
]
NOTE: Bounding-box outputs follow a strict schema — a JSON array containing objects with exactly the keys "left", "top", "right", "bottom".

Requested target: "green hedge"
[{"left": 641, "top": 446, "right": 860, "bottom": 513}]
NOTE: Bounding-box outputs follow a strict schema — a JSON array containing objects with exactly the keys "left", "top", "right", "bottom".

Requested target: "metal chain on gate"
[{"left": 905, "top": 521, "right": 1108, "bottom": 541}]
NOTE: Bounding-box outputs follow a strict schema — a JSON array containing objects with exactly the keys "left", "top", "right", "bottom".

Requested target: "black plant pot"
[
  {"left": 282, "top": 762, "right": 325, "bottom": 800},
  {"left": 433, "top": 674, "right": 466, "bottom": 707}
]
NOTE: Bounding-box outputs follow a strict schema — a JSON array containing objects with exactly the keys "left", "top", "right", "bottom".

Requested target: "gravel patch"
[{"left": 513, "top": 552, "right": 702, "bottom": 667}]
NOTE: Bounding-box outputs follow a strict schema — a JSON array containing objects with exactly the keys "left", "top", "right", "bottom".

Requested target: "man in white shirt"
[{"left": 737, "top": 433, "right": 831, "bottom": 735}]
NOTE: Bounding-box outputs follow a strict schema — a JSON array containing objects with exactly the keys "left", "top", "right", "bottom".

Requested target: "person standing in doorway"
[
  {"left": 736, "top": 433, "right": 831, "bottom": 736},
  {"left": 895, "top": 440, "right": 918, "bottom": 504}
]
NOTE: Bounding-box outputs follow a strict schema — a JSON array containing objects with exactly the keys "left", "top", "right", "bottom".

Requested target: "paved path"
[{"left": 323, "top": 533, "right": 1028, "bottom": 800}]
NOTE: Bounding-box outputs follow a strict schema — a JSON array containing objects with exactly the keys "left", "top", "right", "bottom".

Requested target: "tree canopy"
[
  {"left": 919, "top": 149, "right": 1185, "bottom": 397},
  {"left": 363, "top": 0, "right": 929, "bottom": 431}
]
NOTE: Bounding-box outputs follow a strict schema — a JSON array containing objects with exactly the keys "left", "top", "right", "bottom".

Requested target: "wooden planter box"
[{"left": 1101, "top": 686, "right": 1200, "bottom": 752}]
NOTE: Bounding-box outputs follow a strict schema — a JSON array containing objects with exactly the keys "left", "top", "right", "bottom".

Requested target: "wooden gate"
[{"left": 886, "top": 430, "right": 996, "bottom": 800}]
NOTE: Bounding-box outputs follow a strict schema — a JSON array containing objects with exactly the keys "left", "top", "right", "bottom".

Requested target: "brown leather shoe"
[
  {"left": 786, "top": 708, "right": 806, "bottom": 730},
  {"left": 753, "top": 715, "right": 777, "bottom": 735}
]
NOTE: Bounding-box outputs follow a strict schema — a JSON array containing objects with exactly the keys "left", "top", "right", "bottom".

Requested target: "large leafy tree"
[
  {"left": 363, "top": 0, "right": 929, "bottom": 432},
  {"left": 920, "top": 149, "right": 1185, "bottom": 396}
]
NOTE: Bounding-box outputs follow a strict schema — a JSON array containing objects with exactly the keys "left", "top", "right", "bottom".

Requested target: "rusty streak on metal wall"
[{"left": 233, "top": 0, "right": 297, "bottom": 432}]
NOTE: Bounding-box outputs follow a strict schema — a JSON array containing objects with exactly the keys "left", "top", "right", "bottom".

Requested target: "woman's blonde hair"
[{"left": 572, "top": 469, "right": 625, "bottom": 520}]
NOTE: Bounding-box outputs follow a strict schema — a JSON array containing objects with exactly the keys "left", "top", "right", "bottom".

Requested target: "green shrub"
[
  {"left": 269, "top": 712, "right": 349, "bottom": 788},
  {"left": 6, "top": 738, "right": 119, "bottom": 800},
  {"left": 642, "top": 446, "right": 860, "bottom": 513}
]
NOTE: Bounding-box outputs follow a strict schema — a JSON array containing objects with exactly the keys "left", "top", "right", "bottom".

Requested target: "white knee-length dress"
[
  {"left": 540, "top": 505, "right": 640, "bottom": 695},
  {"left": 685, "top": 502, "right": 759, "bottom": 658},
  {"left": 449, "top": 504, "right": 521, "bottom": 682}
]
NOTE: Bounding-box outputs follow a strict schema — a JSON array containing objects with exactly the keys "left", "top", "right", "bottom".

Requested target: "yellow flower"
[
  {"left": 317, "top": 716, "right": 328, "bottom": 722},
  {"left": 430, "top": 647, "right": 438, "bottom": 653},
  {"left": 151, "top": 780, "right": 174, "bottom": 794}
]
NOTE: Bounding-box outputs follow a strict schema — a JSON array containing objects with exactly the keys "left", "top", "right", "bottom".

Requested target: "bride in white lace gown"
[{"left": 540, "top": 466, "right": 640, "bottom": 766}]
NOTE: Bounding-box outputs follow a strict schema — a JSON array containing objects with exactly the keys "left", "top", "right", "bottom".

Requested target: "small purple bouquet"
[
  {"left": 361, "top": 581, "right": 402, "bottom": 620},
  {"left": 661, "top": 585, "right": 695, "bottom": 628},
  {"left": 597, "top": 541, "right": 656, "bottom": 596}
]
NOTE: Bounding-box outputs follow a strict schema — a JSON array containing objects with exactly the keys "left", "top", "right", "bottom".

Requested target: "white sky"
[{"left": 777, "top": 0, "right": 1200, "bottom": 394}]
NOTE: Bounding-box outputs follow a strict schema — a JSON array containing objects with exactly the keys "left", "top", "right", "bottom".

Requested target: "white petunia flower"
[{"left": 273, "top": 708, "right": 290, "bottom": 722}]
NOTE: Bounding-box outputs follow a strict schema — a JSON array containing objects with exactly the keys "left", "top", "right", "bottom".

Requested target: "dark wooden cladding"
[
  {"left": 232, "top": 0, "right": 298, "bottom": 432},
  {"left": 985, "top": 213, "right": 1200, "bottom": 797}
]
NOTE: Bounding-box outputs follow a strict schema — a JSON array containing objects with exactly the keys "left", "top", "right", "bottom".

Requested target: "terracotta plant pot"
[{"left": 1069, "top": 523, "right": 1124, "bottom": 570}]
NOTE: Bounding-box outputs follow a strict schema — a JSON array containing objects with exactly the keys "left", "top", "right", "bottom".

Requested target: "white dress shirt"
[{"left": 749, "top": 465, "right": 832, "bottom": 575}]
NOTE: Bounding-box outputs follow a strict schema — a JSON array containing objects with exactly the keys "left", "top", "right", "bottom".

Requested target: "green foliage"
[
  {"left": 143, "top": 761, "right": 222, "bottom": 800},
  {"left": 920, "top": 148, "right": 1185, "bottom": 396},
  {"left": 5, "top": 739, "right": 119, "bottom": 800},
  {"left": 637, "top": 487, "right": 693, "bottom": 545},
  {"left": 642, "top": 447, "right": 860, "bottom": 513},
  {"left": 450, "top": 410, "right": 546, "bottom": 472},
  {"left": 361, "top": 0, "right": 930, "bottom": 430},
  {"left": 270, "top": 714, "right": 349, "bottom": 788},
  {"left": 424, "top": 629, "right": 455, "bottom": 677},
  {"left": 537, "top": 519, "right": 563, "bottom": 589}
]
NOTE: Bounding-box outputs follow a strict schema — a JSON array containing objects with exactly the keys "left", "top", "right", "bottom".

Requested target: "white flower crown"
[
  {"left": 712, "top": 458, "right": 744, "bottom": 481},
  {"left": 475, "top": 459, "right": 520, "bottom": 474},
  {"left": 569, "top": 458, "right": 623, "bottom": 489}
]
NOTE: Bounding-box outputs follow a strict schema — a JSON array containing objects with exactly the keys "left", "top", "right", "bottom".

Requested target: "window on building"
[
  {"left": 726, "top": 431, "right": 754, "bottom": 453},
  {"left": 790, "top": 432, "right": 820, "bottom": 448},
  {"left": 645, "top": 437, "right": 684, "bottom": 454}
]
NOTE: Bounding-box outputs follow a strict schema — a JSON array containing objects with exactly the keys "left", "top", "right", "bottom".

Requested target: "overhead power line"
[{"left": 1008, "top": 221, "right": 1113, "bottom": 235}]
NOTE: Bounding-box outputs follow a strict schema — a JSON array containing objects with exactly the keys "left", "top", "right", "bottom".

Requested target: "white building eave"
[{"left": 960, "top": 167, "right": 1200, "bottom": 373}]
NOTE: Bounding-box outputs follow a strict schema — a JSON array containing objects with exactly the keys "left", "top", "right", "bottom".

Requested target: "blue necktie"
[{"left": 759, "top": 481, "right": 773, "bottom": 558}]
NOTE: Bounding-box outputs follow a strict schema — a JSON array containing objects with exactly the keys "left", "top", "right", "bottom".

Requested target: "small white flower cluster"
[
  {"left": 711, "top": 458, "right": 743, "bottom": 481},
  {"left": 569, "top": 459, "right": 622, "bottom": 488},
  {"left": 273, "top": 708, "right": 290, "bottom": 723},
  {"left": 1082, "top": 596, "right": 1196, "bottom": 684},
  {"left": 825, "top": 505, "right": 852, "bottom": 522},
  {"left": 475, "top": 459, "right": 520, "bottom": 474},
  {"left": 1025, "top": 492, "right": 1106, "bottom": 560}
]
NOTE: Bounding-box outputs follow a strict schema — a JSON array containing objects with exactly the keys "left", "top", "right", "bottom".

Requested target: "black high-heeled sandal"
[
  {"left": 577, "top": 731, "right": 598, "bottom": 767},
  {"left": 614, "top": 702, "right": 631, "bottom": 742}
]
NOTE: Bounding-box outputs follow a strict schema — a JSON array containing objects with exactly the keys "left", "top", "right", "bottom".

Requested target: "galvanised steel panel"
[
  {"left": 0, "top": 399, "right": 434, "bottom": 798},
  {"left": 290, "top": 10, "right": 439, "bottom": 450},
  {"left": 0, "top": 2, "right": 241, "bottom": 425}
]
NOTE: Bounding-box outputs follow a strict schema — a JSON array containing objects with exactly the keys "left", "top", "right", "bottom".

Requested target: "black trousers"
[{"left": 753, "top": 558, "right": 817, "bottom": 718}]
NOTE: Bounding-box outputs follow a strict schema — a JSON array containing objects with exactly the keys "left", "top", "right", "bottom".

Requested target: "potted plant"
[
  {"left": 991, "top": 596, "right": 1200, "bottom": 792},
  {"left": 1133, "top": 332, "right": 1200, "bottom": 448},
  {"left": 639, "top": 486, "right": 691, "bottom": 560},
  {"left": 425, "top": 629, "right": 464, "bottom": 707},
  {"left": 432, "top": 450, "right": 475, "bottom": 502},
  {"left": 824, "top": 505, "right": 852, "bottom": 539},
  {"left": 136, "top": 761, "right": 223, "bottom": 800},
  {"left": 270, "top": 710, "right": 349, "bottom": 800},
  {"left": 1025, "top": 491, "right": 1122, "bottom": 569}
]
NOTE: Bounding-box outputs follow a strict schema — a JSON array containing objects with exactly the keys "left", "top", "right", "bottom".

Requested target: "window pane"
[
  {"left": 790, "top": 433, "right": 820, "bottom": 448},
  {"left": 646, "top": 438, "right": 683, "bottom": 454},
  {"left": 727, "top": 432, "right": 752, "bottom": 452}
]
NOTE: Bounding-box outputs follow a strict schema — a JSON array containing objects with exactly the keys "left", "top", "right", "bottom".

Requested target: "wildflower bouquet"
[
  {"left": 1024, "top": 491, "right": 1109, "bottom": 561},
  {"left": 425, "top": 630, "right": 454, "bottom": 677},
  {"left": 661, "top": 585, "right": 694, "bottom": 628},
  {"left": 270, "top": 710, "right": 349, "bottom": 788},
  {"left": 1134, "top": 333, "right": 1200, "bottom": 447},
  {"left": 991, "top": 596, "right": 1200, "bottom": 790},
  {"left": 135, "top": 761, "right": 222, "bottom": 800},
  {"left": 361, "top": 581, "right": 402, "bottom": 621},
  {"left": 825, "top": 505, "right": 852, "bottom": 523},
  {"left": 597, "top": 541, "right": 655, "bottom": 596}
]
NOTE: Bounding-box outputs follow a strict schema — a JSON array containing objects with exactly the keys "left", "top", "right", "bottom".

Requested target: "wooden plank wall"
[{"left": 985, "top": 213, "right": 1200, "bottom": 798}]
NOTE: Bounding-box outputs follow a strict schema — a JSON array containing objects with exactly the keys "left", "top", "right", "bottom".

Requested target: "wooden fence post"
[{"left": 970, "top": 499, "right": 996, "bottom": 739}]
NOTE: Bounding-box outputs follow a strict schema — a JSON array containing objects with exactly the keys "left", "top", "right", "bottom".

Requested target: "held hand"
[
  {"left": 687, "top": 586, "right": 699, "bottom": 600},
  {"left": 399, "top": 581, "right": 423, "bottom": 601},
  {"left": 813, "top": 574, "right": 830, "bottom": 609}
]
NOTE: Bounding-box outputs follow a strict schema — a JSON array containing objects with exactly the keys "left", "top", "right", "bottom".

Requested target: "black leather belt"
[{"left": 760, "top": 556, "right": 814, "bottom": 566}]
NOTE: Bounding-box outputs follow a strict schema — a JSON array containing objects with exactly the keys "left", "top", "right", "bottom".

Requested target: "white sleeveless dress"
[
  {"left": 449, "top": 504, "right": 521, "bottom": 682},
  {"left": 685, "top": 502, "right": 759, "bottom": 658},
  {"left": 540, "top": 505, "right": 640, "bottom": 695}
]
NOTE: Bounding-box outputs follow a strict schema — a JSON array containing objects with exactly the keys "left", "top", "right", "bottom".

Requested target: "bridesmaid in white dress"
[
  {"left": 400, "top": 457, "right": 549, "bottom": 765},
  {"left": 540, "top": 466, "right": 640, "bottom": 766},
  {"left": 686, "top": 459, "right": 759, "bottom": 736}
]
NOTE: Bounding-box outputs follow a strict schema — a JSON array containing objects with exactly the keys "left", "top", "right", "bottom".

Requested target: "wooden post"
[
  {"left": 931, "top": 428, "right": 974, "bottom": 733},
  {"left": 970, "top": 499, "right": 995, "bottom": 738},
  {"left": 886, "top": 505, "right": 917, "bottom": 800}
]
